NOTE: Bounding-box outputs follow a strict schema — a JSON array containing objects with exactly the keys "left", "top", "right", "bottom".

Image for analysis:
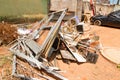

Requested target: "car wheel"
[
  {"left": 90, "top": 17, "right": 94, "bottom": 25},
  {"left": 94, "top": 20, "right": 102, "bottom": 26}
]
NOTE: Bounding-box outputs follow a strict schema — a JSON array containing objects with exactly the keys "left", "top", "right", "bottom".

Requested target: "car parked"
[{"left": 90, "top": 10, "right": 120, "bottom": 27}]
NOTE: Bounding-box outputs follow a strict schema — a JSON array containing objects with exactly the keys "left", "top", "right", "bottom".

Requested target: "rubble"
[{"left": 9, "top": 8, "right": 101, "bottom": 80}]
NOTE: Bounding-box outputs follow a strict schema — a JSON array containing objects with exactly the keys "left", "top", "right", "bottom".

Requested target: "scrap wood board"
[
  {"left": 25, "top": 39, "right": 41, "bottom": 55},
  {"left": 67, "top": 45, "right": 86, "bottom": 62},
  {"left": 60, "top": 50, "right": 76, "bottom": 61}
]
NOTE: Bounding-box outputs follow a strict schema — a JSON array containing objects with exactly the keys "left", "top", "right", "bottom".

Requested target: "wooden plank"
[
  {"left": 9, "top": 57, "right": 53, "bottom": 80},
  {"left": 75, "top": 0, "right": 83, "bottom": 21},
  {"left": 10, "top": 49, "right": 68, "bottom": 80},
  {"left": 60, "top": 50, "right": 76, "bottom": 61},
  {"left": 36, "top": 9, "right": 67, "bottom": 59},
  {"left": 12, "top": 55, "right": 16, "bottom": 76},
  {"left": 67, "top": 45, "right": 86, "bottom": 62},
  {"left": 13, "top": 74, "right": 39, "bottom": 80},
  {"left": 25, "top": 39, "right": 41, "bottom": 55},
  {"left": 59, "top": 32, "right": 86, "bottom": 62}
]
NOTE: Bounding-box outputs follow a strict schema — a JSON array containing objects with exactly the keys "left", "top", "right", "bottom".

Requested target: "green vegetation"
[
  {"left": 0, "top": 54, "right": 12, "bottom": 67},
  {"left": 0, "top": 0, "right": 48, "bottom": 22}
]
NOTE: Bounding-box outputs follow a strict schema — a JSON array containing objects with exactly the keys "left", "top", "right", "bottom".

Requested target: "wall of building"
[
  {"left": 0, "top": 0, "right": 48, "bottom": 21},
  {"left": 50, "top": 0, "right": 77, "bottom": 12},
  {"left": 96, "top": 4, "right": 114, "bottom": 15}
]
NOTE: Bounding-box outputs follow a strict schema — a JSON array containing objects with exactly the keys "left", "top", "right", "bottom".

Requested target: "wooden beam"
[{"left": 75, "top": 0, "right": 83, "bottom": 21}]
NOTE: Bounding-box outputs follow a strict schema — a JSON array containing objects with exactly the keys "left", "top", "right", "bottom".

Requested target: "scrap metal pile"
[{"left": 9, "top": 9, "right": 101, "bottom": 80}]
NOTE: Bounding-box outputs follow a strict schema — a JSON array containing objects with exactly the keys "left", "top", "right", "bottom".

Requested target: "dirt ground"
[
  {"left": 0, "top": 23, "right": 18, "bottom": 45},
  {"left": 58, "top": 25, "right": 120, "bottom": 80},
  {"left": 0, "top": 24, "right": 120, "bottom": 80}
]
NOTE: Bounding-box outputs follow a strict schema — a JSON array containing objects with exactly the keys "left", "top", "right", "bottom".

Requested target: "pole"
[
  {"left": 117, "top": 0, "right": 120, "bottom": 5},
  {"left": 75, "top": 0, "right": 83, "bottom": 21},
  {"left": 90, "top": 0, "right": 96, "bottom": 16}
]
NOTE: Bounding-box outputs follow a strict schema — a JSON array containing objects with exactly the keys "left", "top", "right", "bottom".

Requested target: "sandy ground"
[
  {"left": 57, "top": 25, "right": 120, "bottom": 80},
  {"left": 0, "top": 24, "right": 120, "bottom": 80}
]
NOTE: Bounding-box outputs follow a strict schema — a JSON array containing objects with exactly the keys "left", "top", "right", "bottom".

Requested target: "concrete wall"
[
  {"left": 50, "top": 0, "right": 77, "bottom": 12},
  {"left": 96, "top": 4, "right": 114, "bottom": 15},
  {"left": 0, "top": 0, "right": 48, "bottom": 21}
]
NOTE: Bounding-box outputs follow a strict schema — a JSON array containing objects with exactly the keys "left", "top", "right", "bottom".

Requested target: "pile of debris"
[
  {"left": 9, "top": 9, "right": 101, "bottom": 80},
  {"left": 0, "top": 23, "right": 18, "bottom": 45}
]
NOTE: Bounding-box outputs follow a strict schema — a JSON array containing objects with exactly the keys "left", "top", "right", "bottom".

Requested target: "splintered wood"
[
  {"left": 9, "top": 8, "right": 101, "bottom": 80},
  {"left": 10, "top": 9, "right": 68, "bottom": 80}
]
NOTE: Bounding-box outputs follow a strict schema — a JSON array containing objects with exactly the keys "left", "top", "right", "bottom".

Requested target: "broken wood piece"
[
  {"left": 43, "top": 9, "right": 67, "bottom": 58},
  {"left": 60, "top": 50, "right": 76, "bottom": 61},
  {"left": 25, "top": 39, "right": 42, "bottom": 55},
  {"left": 22, "top": 40, "right": 35, "bottom": 58},
  {"left": 9, "top": 42, "right": 19, "bottom": 50},
  {"left": 31, "top": 13, "right": 54, "bottom": 39},
  {"left": 9, "top": 57, "right": 53, "bottom": 80},
  {"left": 59, "top": 33, "right": 86, "bottom": 63},
  {"left": 64, "top": 42, "right": 86, "bottom": 62},
  {"left": 35, "top": 8, "right": 68, "bottom": 59},
  {"left": 10, "top": 49, "right": 68, "bottom": 80},
  {"left": 68, "top": 45, "right": 86, "bottom": 62},
  {"left": 13, "top": 74, "right": 39, "bottom": 80},
  {"left": 10, "top": 49, "right": 42, "bottom": 69},
  {"left": 12, "top": 55, "right": 16, "bottom": 76},
  {"left": 11, "top": 55, "right": 37, "bottom": 80}
]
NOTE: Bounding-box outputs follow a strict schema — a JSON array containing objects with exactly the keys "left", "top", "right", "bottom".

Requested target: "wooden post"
[
  {"left": 93, "top": 0, "right": 96, "bottom": 15},
  {"left": 90, "top": 0, "right": 96, "bottom": 16},
  {"left": 75, "top": 0, "right": 83, "bottom": 22}
]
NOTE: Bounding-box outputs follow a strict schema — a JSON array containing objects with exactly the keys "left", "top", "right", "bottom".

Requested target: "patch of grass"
[
  {"left": 0, "top": 54, "right": 17, "bottom": 80},
  {"left": 0, "top": 55, "right": 12, "bottom": 67},
  {"left": 0, "top": 15, "right": 44, "bottom": 24}
]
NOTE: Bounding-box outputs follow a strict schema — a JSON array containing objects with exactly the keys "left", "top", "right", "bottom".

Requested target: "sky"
[{"left": 110, "top": 0, "right": 119, "bottom": 4}]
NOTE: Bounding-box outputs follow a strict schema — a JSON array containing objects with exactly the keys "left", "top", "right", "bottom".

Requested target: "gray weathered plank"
[
  {"left": 25, "top": 39, "right": 41, "bottom": 55},
  {"left": 10, "top": 49, "right": 68, "bottom": 80},
  {"left": 60, "top": 50, "right": 76, "bottom": 61},
  {"left": 67, "top": 45, "right": 86, "bottom": 62}
]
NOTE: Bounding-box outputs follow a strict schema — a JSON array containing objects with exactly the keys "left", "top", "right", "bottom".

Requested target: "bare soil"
[
  {"left": 58, "top": 25, "right": 120, "bottom": 80},
  {"left": 0, "top": 24, "right": 120, "bottom": 80},
  {"left": 0, "top": 23, "right": 18, "bottom": 45}
]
